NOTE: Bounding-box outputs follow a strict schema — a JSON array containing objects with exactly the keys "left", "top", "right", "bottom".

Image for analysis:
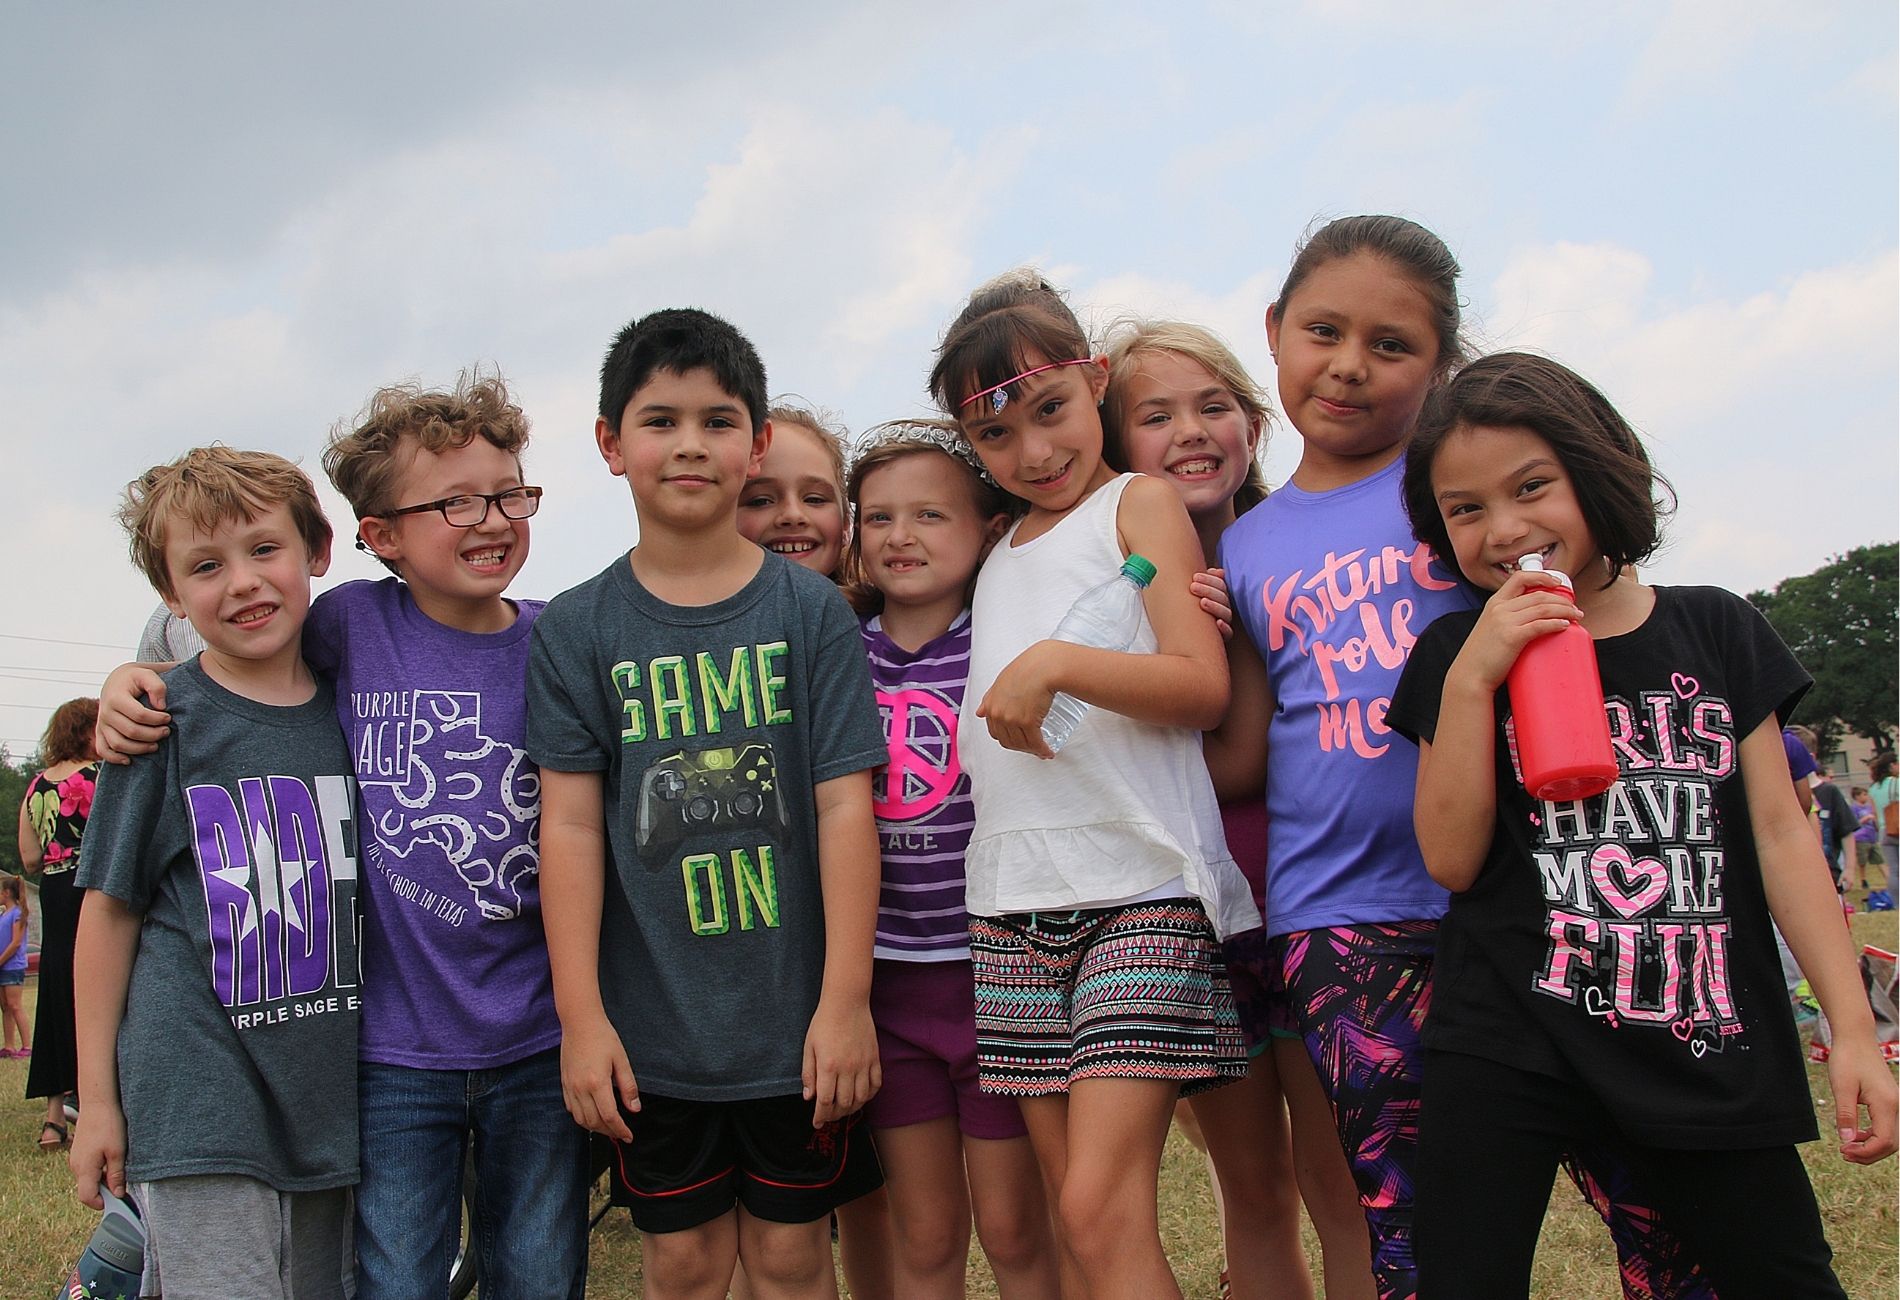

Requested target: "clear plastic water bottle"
[
  {"left": 55, "top": 1186, "right": 145, "bottom": 1300},
  {"left": 1506, "top": 553, "right": 1619, "bottom": 801},
  {"left": 1039, "top": 554, "right": 1158, "bottom": 754}
]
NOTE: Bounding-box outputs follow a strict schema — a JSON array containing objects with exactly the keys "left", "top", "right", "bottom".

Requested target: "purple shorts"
[{"left": 866, "top": 958, "right": 1027, "bottom": 1140}]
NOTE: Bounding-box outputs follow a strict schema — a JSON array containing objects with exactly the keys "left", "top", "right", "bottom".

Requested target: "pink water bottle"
[{"left": 1506, "top": 554, "right": 1619, "bottom": 801}]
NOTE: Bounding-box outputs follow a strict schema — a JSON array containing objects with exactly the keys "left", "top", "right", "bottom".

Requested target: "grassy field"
[{"left": 3, "top": 900, "right": 1895, "bottom": 1299}]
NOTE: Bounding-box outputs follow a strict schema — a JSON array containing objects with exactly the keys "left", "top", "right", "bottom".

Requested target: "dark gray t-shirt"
[
  {"left": 77, "top": 661, "right": 361, "bottom": 1189},
  {"left": 527, "top": 554, "right": 885, "bottom": 1100}
]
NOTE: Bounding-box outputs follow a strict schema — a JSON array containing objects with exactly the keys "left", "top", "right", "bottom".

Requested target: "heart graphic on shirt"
[
  {"left": 1671, "top": 673, "right": 1701, "bottom": 699},
  {"left": 1690, "top": 1039, "right": 1709, "bottom": 1059},
  {"left": 1589, "top": 845, "right": 1668, "bottom": 920},
  {"left": 1671, "top": 1016, "right": 1695, "bottom": 1042},
  {"left": 1583, "top": 987, "right": 1613, "bottom": 1017}
]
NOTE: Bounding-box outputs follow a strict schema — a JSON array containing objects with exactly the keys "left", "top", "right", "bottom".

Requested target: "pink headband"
[{"left": 959, "top": 358, "right": 1095, "bottom": 414}]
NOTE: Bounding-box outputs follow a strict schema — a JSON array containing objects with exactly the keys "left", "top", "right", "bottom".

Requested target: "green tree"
[
  {"left": 1748, "top": 542, "right": 1898, "bottom": 755},
  {"left": 0, "top": 745, "right": 33, "bottom": 877}
]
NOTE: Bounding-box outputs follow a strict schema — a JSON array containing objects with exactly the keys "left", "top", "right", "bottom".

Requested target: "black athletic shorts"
[{"left": 606, "top": 1092, "right": 883, "bottom": 1234}]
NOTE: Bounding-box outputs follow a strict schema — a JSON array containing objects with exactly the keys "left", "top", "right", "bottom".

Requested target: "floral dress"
[{"left": 24, "top": 763, "right": 96, "bottom": 1101}]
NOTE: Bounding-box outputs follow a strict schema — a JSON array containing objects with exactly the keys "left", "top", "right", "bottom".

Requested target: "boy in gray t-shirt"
[
  {"left": 529, "top": 308, "right": 886, "bottom": 1296},
  {"left": 71, "top": 447, "right": 360, "bottom": 1300}
]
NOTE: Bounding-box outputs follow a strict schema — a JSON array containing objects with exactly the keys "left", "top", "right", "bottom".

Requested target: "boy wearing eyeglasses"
[{"left": 95, "top": 373, "right": 589, "bottom": 1298}]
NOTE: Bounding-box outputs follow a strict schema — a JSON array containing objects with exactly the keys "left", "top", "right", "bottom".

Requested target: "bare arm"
[
  {"left": 94, "top": 663, "right": 176, "bottom": 765},
  {"left": 539, "top": 767, "right": 636, "bottom": 1141},
  {"left": 978, "top": 477, "right": 1229, "bottom": 755},
  {"left": 804, "top": 769, "right": 881, "bottom": 1125},
  {"left": 1741, "top": 721, "right": 1897, "bottom": 1164},
  {"left": 1414, "top": 573, "right": 1582, "bottom": 893},
  {"left": 70, "top": 891, "right": 141, "bottom": 1209},
  {"left": 1203, "top": 620, "right": 1272, "bottom": 802},
  {"left": 16, "top": 795, "right": 40, "bottom": 875}
]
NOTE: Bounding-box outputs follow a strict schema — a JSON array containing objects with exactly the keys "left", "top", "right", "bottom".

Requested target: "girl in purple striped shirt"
[{"left": 844, "top": 422, "right": 1061, "bottom": 1300}]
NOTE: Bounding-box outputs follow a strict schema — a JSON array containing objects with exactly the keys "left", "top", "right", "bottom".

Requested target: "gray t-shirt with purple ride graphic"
[{"left": 78, "top": 661, "right": 361, "bottom": 1190}]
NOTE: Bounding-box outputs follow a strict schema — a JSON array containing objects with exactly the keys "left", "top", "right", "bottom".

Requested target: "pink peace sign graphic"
[{"left": 875, "top": 687, "right": 962, "bottom": 821}]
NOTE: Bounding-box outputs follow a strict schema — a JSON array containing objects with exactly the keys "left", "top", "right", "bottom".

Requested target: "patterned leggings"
[{"left": 1267, "top": 922, "right": 1716, "bottom": 1300}]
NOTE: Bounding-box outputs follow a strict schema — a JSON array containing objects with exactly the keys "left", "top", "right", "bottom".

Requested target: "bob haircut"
[
  {"left": 1099, "top": 317, "right": 1274, "bottom": 518},
  {"left": 1403, "top": 351, "right": 1675, "bottom": 587},
  {"left": 842, "top": 419, "right": 1013, "bottom": 616},
  {"left": 119, "top": 446, "right": 333, "bottom": 602},
  {"left": 929, "top": 269, "right": 1091, "bottom": 418},
  {"left": 38, "top": 697, "right": 99, "bottom": 767}
]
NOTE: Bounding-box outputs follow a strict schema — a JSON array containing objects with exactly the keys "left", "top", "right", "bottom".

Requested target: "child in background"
[
  {"left": 739, "top": 398, "right": 896, "bottom": 1300},
  {"left": 0, "top": 876, "right": 30, "bottom": 1058},
  {"left": 930, "top": 270, "right": 1258, "bottom": 1300},
  {"left": 1102, "top": 318, "right": 1370, "bottom": 1300},
  {"left": 740, "top": 401, "right": 851, "bottom": 580},
  {"left": 94, "top": 374, "right": 589, "bottom": 1298},
  {"left": 531, "top": 308, "right": 888, "bottom": 1299},
  {"left": 845, "top": 421, "right": 1061, "bottom": 1299},
  {"left": 1387, "top": 351, "right": 1897, "bottom": 1298},
  {"left": 72, "top": 448, "right": 360, "bottom": 1299}
]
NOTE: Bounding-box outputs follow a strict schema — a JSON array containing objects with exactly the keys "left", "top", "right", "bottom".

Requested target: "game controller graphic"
[{"left": 635, "top": 743, "right": 787, "bottom": 865}]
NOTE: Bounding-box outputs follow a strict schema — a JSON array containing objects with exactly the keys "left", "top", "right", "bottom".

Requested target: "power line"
[{"left": 0, "top": 632, "right": 133, "bottom": 652}]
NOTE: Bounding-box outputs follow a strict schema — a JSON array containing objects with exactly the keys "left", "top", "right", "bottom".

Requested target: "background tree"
[
  {"left": 1749, "top": 542, "right": 1898, "bottom": 755},
  {"left": 0, "top": 744, "right": 33, "bottom": 877}
]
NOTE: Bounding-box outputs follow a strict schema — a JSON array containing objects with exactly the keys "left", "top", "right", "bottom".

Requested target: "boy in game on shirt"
[
  {"left": 71, "top": 447, "right": 362, "bottom": 1299},
  {"left": 528, "top": 307, "right": 888, "bottom": 1298}
]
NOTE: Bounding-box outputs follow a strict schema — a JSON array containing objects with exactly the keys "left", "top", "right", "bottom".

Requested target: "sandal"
[{"left": 38, "top": 1120, "right": 68, "bottom": 1150}]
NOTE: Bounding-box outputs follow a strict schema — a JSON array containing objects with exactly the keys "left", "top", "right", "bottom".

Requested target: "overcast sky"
[{"left": 3, "top": 1, "right": 1895, "bottom": 756}]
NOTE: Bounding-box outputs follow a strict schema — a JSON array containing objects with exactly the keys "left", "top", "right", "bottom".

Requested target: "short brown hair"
[
  {"left": 323, "top": 370, "right": 531, "bottom": 522},
  {"left": 119, "top": 447, "right": 333, "bottom": 601},
  {"left": 1404, "top": 352, "right": 1675, "bottom": 588},
  {"left": 1100, "top": 318, "right": 1274, "bottom": 518},
  {"left": 39, "top": 697, "right": 99, "bottom": 767}
]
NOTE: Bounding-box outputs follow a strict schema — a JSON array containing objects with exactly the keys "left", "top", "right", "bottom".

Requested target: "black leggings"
[{"left": 1415, "top": 1050, "right": 1845, "bottom": 1300}]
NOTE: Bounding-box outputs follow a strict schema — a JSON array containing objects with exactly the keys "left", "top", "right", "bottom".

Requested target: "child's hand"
[
  {"left": 95, "top": 663, "right": 173, "bottom": 765},
  {"left": 69, "top": 1100, "right": 126, "bottom": 1210},
  {"left": 1828, "top": 1041, "right": 1898, "bottom": 1165},
  {"left": 804, "top": 994, "right": 880, "bottom": 1126},
  {"left": 1190, "top": 567, "right": 1234, "bottom": 641},
  {"left": 1450, "top": 569, "right": 1583, "bottom": 693},
  {"left": 560, "top": 1010, "right": 638, "bottom": 1142},
  {"left": 977, "top": 641, "right": 1064, "bottom": 759}
]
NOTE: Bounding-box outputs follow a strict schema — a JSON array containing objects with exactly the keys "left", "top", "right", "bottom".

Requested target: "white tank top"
[{"left": 960, "top": 474, "right": 1259, "bottom": 939}]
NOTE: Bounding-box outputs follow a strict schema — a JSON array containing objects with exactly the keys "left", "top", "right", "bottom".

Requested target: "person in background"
[
  {"left": 0, "top": 875, "right": 31, "bottom": 1059},
  {"left": 134, "top": 605, "right": 205, "bottom": 663},
  {"left": 1849, "top": 786, "right": 1882, "bottom": 889},
  {"left": 17, "top": 697, "right": 98, "bottom": 1151}
]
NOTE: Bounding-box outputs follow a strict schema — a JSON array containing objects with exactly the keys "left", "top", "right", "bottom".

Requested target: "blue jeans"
[{"left": 355, "top": 1049, "right": 588, "bottom": 1299}]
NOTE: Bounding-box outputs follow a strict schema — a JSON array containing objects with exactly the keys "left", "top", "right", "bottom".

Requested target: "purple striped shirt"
[{"left": 862, "top": 611, "right": 976, "bottom": 961}]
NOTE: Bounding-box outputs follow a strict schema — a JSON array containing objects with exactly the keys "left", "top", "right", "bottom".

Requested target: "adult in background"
[{"left": 17, "top": 698, "right": 99, "bottom": 1150}]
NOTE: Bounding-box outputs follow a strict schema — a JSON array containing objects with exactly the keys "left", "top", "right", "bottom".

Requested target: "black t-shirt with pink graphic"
[{"left": 1388, "top": 586, "right": 1815, "bottom": 1149}]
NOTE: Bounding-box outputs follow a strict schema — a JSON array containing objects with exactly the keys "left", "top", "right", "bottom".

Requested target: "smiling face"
[
  {"left": 598, "top": 365, "right": 769, "bottom": 538},
  {"left": 164, "top": 502, "right": 330, "bottom": 680},
  {"left": 1115, "top": 349, "right": 1261, "bottom": 525},
  {"left": 956, "top": 354, "right": 1114, "bottom": 522},
  {"left": 1267, "top": 252, "right": 1444, "bottom": 489},
  {"left": 857, "top": 450, "right": 1008, "bottom": 625},
  {"left": 738, "top": 420, "right": 847, "bottom": 577},
  {"left": 1429, "top": 422, "right": 1601, "bottom": 592},
  {"left": 359, "top": 436, "right": 531, "bottom": 631}
]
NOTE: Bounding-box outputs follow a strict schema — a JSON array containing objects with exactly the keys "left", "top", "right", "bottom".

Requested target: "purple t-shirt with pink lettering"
[
  {"left": 1219, "top": 455, "right": 1477, "bottom": 939},
  {"left": 305, "top": 579, "right": 559, "bottom": 1068},
  {"left": 862, "top": 611, "right": 975, "bottom": 961}
]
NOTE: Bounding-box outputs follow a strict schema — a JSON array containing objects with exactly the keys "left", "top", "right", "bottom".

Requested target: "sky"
[{"left": 2, "top": 0, "right": 1895, "bottom": 757}]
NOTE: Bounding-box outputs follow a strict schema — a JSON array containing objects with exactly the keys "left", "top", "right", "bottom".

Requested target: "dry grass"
[{"left": 4, "top": 900, "right": 1895, "bottom": 1299}]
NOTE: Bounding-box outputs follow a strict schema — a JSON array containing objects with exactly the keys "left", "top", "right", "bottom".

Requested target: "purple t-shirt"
[
  {"left": 0, "top": 907, "right": 25, "bottom": 974},
  {"left": 1218, "top": 455, "right": 1478, "bottom": 939},
  {"left": 305, "top": 579, "right": 558, "bottom": 1068},
  {"left": 862, "top": 611, "right": 976, "bottom": 961}
]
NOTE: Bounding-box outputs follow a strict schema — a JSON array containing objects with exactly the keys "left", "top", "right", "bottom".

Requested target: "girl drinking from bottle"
[
  {"left": 1386, "top": 351, "right": 1897, "bottom": 1299},
  {"left": 930, "top": 269, "right": 1257, "bottom": 1300},
  {"left": 846, "top": 421, "right": 1060, "bottom": 1300}
]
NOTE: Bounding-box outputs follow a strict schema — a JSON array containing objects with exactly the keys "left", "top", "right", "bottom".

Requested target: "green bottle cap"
[{"left": 1120, "top": 554, "right": 1157, "bottom": 587}]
